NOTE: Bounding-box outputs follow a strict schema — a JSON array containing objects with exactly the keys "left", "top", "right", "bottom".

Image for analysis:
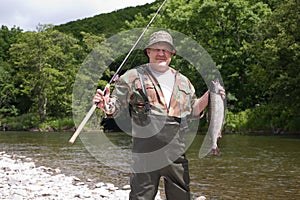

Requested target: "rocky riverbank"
[{"left": 0, "top": 152, "right": 162, "bottom": 200}]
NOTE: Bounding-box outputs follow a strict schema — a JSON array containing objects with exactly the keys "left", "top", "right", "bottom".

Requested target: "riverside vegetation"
[{"left": 0, "top": 0, "right": 299, "bottom": 134}]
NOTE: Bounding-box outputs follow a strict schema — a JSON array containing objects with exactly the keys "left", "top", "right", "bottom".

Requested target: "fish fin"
[{"left": 218, "top": 131, "right": 222, "bottom": 138}]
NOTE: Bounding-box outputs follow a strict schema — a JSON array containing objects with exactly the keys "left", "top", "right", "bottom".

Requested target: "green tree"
[
  {"left": 127, "top": 0, "right": 272, "bottom": 111},
  {"left": 0, "top": 25, "right": 23, "bottom": 60},
  {"left": 250, "top": 0, "right": 300, "bottom": 131},
  {"left": 9, "top": 25, "right": 81, "bottom": 122},
  {"left": 173, "top": 0, "right": 271, "bottom": 111},
  {"left": 0, "top": 25, "right": 22, "bottom": 117}
]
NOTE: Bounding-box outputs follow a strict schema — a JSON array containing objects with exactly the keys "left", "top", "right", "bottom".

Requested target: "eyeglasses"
[{"left": 148, "top": 48, "right": 173, "bottom": 54}]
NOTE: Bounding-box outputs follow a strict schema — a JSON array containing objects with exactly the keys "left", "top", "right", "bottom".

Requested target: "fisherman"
[{"left": 93, "top": 30, "right": 225, "bottom": 200}]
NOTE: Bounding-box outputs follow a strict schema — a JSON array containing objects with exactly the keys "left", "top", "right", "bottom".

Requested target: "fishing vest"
[
  {"left": 111, "top": 64, "right": 197, "bottom": 124},
  {"left": 129, "top": 65, "right": 190, "bottom": 130}
]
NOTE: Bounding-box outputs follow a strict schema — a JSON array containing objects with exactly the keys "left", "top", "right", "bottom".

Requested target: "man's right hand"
[{"left": 93, "top": 84, "right": 111, "bottom": 111}]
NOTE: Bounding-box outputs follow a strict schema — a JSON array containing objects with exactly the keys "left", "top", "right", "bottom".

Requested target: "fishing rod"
[{"left": 69, "top": 0, "right": 168, "bottom": 144}]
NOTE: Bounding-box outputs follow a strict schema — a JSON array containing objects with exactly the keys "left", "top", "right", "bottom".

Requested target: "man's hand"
[
  {"left": 93, "top": 84, "right": 111, "bottom": 111},
  {"left": 218, "top": 86, "right": 226, "bottom": 100}
]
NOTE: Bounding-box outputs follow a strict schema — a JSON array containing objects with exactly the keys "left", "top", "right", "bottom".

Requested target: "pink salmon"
[{"left": 199, "top": 79, "right": 225, "bottom": 158}]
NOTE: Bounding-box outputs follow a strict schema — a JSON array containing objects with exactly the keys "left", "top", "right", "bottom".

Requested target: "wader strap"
[{"left": 137, "top": 67, "right": 151, "bottom": 114}]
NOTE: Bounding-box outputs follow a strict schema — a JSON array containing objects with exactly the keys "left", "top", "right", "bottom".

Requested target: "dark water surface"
[{"left": 0, "top": 131, "right": 299, "bottom": 199}]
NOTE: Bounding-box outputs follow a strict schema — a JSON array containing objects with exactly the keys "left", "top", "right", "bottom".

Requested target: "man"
[{"left": 93, "top": 30, "right": 225, "bottom": 200}]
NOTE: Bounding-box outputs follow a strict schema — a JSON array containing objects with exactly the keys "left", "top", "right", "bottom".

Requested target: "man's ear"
[
  {"left": 146, "top": 48, "right": 150, "bottom": 55},
  {"left": 171, "top": 50, "right": 176, "bottom": 56}
]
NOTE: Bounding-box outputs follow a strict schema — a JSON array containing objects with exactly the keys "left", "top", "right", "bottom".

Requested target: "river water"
[{"left": 0, "top": 131, "right": 299, "bottom": 199}]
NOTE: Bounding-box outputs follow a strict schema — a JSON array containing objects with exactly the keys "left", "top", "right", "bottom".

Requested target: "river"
[{"left": 0, "top": 131, "right": 299, "bottom": 199}]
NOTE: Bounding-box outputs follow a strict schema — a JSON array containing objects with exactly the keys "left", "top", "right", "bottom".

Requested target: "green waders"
[
  {"left": 129, "top": 155, "right": 190, "bottom": 200},
  {"left": 129, "top": 116, "right": 191, "bottom": 200},
  {"left": 128, "top": 67, "right": 191, "bottom": 199}
]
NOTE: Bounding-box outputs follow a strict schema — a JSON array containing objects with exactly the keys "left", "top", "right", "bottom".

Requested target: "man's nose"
[{"left": 157, "top": 49, "right": 166, "bottom": 55}]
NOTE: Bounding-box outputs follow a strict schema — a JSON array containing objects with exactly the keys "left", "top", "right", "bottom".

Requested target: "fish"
[{"left": 199, "top": 79, "right": 225, "bottom": 159}]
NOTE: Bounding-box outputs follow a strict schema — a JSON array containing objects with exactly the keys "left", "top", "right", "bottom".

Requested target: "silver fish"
[{"left": 199, "top": 79, "right": 225, "bottom": 158}]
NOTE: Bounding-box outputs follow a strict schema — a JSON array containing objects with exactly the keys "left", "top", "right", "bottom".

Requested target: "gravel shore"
[{"left": 0, "top": 151, "right": 162, "bottom": 200}]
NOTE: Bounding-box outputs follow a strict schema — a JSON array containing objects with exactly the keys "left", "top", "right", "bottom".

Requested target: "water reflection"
[{"left": 0, "top": 132, "right": 299, "bottom": 199}]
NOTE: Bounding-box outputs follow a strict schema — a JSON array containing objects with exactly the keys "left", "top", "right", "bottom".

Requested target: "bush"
[
  {"left": 234, "top": 104, "right": 298, "bottom": 133},
  {"left": 1, "top": 115, "right": 75, "bottom": 132},
  {"left": 224, "top": 110, "right": 249, "bottom": 133},
  {"left": 286, "top": 117, "right": 300, "bottom": 132},
  {"left": 39, "top": 118, "right": 75, "bottom": 132},
  {"left": 2, "top": 113, "right": 39, "bottom": 131}
]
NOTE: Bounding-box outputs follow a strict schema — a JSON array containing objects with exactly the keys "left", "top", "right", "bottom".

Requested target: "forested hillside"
[
  {"left": 54, "top": 2, "right": 156, "bottom": 38},
  {"left": 0, "top": 0, "right": 299, "bottom": 133}
]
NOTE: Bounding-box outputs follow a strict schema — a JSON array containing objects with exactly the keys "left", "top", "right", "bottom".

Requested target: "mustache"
[{"left": 155, "top": 56, "right": 167, "bottom": 60}]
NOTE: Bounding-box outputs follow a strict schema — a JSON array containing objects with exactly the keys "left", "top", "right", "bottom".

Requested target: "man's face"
[{"left": 146, "top": 42, "right": 175, "bottom": 67}]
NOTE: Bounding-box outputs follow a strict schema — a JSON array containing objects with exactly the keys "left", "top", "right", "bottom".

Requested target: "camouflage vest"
[{"left": 111, "top": 64, "right": 197, "bottom": 120}]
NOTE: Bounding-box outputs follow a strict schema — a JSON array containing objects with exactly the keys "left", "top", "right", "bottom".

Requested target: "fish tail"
[{"left": 210, "top": 147, "right": 221, "bottom": 156}]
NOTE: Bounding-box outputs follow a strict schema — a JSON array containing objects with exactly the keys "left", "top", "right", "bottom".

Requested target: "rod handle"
[{"left": 68, "top": 104, "right": 97, "bottom": 144}]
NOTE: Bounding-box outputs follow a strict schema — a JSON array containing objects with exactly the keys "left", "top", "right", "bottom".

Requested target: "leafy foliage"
[{"left": 8, "top": 25, "right": 81, "bottom": 122}]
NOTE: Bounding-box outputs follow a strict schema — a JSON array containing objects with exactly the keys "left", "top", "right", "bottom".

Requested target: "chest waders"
[
  {"left": 129, "top": 67, "right": 191, "bottom": 200},
  {"left": 130, "top": 67, "right": 190, "bottom": 200}
]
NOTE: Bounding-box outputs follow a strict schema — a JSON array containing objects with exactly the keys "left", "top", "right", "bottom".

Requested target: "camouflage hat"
[{"left": 144, "top": 31, "right": 176, "bottom": 52}]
